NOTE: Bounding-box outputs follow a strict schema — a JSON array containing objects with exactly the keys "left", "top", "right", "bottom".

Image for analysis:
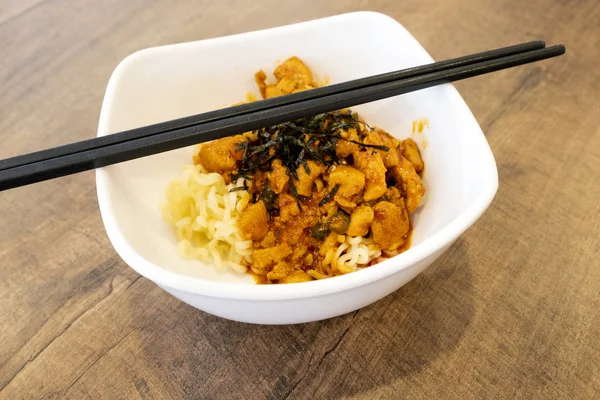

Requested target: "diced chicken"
[
  {"left": 346, "top": 204, "right": 374, "bottom": 237},
  {"left": 254, "top": 70, "right": 268, "bottom": 99},
  {"left": 376, "top": 129, "right": 400, "bottom": 147},
  {"left": 278, "top": 193, "right": 300, "bottom": 222},
  {"left": 252, "top": 243, "right": 293, "bottom": 270},
  {"left": 279, "top": 203, "right": 320, "bottom": 243},
  {"left": 352, "top": 150, "right": 387, "bottom": 201},
  {"left": 373, "top": 129, "right": 402, "bottom": 168},
  {"left": 260, "top": 231, "right": 276, "bottom": 248},
  {"left": 291, "top": 87, "right": 311, "bottom": 94},
  {"left": 291, "top": 245, "right": 307, "bottom": 261},
  {"left": 401, "top": 138, "right": 424, "bottom": 173},
  {"left": 257, "top": 57, "right": 316, "bottom": 99},
  {"left": 264, "top": 260, "right": 312, "bottom": 283},
  {"left": 327, "top": 165, "right": 365, "bottom": 209},
  {"left": 281, "top": 270, "right": 313, "bottom": 283},
  {"left": 250, "top": 170, "right": 268, "bottom": 198},
  {"left": 319, "top": 231, "right": 339, "bottom": 256},
  {"left": 258, "top": 75, "right": 297, "bottom": 99},
  {"left": 371, "top": 201, "right": 410, "bottom": 251},
  {"left": 293, "top": 160, "right": 326, "bottom": 196},
  {"left": 268, "top": 159, "right": 289, "bottom": 194},
  {"left": 238, "top": 200, "right": 269, "bottom": 241},
  {"left": 229, "top": 136, "right": 245, "bottom": 161},
  {"left": 391, "top": 156, "right": 426, "bottom": 212},
  {"left": 335, "top": 128, "right": 360, "bottom": 158},
  {"left": 276, "top": 77, "right": 296, "bottom": 94},
  {"left": 266, "top": 261, "right": 295, "bottom": 281},
  {"left": 195, "top": 135, "right": 244, "bottom": 172},
  {"left": 363, "top": 131, "right": 383, "bottom": 146},
  {"left": 384, "top": 186, "right": 405, "bottom": 208},
  {"left": 265, "top": 85, "right": 284, "bottom": 99},
  {"left": 273, "top": 56, "right": 314, "bottom": 88},
  {"left": 314, "top": 177, "right": 324, "bottom": 192}
]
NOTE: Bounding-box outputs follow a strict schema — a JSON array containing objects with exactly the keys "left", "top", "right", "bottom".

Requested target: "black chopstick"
[
  {"left": 0, "top": 41, "right": 546, "bottom": 173},
  {"left": 0, "top": 44, "right": 565, "bottom": 192}
]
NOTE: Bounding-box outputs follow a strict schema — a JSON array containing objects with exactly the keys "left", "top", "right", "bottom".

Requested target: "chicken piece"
[
  {"left": 254, "top": 70, "right": 268, "bottom": 99},
  {"left": 257, "top": 57, "right": 315, "bottom": 99},
  {"left": 273, "top": 56, "right": 314, "bottom": 88},
  {"left": 291, "top": 245, "right": 307, "bottom": 261},
  {"left": 335, "top": 128, "right": 360, "bottom": 158},
  {"left": 314, "top": 177, "right": 324, "bottom": 192},
  {"left": 391, "top": 156, "right": 426, "bottom": 212},
  {"left": 195, "top": 135, "right": 244, "bottom": 172},
  {"left": 265, "top": 85, "right": 284, "bottom": 99},
  {"left": 328, "top": 165, "right": 365, "bottom": 209},
  {"left": 336, "top": 190, "right": 365, "bottom": 215},
  {"left": 276, "top": 77, "right": 297, "bottom": 95},
  {"left": 279, "top": 203, "right": 320, "bottom": 243},
  {"left": 363, "top": 131, "right": 383, "bottom": 146},
  {"left": 238, "top": 200, "right": 269, "bottom": 241},
  {"left": 291, "top": 87, "right": 311, "bottom": 94},
  {"left": 374, "top": 129, "right": 402, "bottom": 168},
  {"left": 352, "top": 150, "right": 387, "bottom": 201},
  {"left": 321, "top": 201, "right": 338, "bottom": 218},
  {"left": 268, "top": 159, "right": 289, "bottom": 194},
  {"left": 281, "top": 270, "right": 313, "bottom": 284},
  {"left": 319, "top": 231, "right": 339, "bottom": 256},
  {"left": 266, "top": 261, "right": 295, "bottom": 281},
  {"left": 401, "top": 138, "right": 424, "bottom": 173},
  {"left": 371, "top": 201, "right": 410, "bottom": 251},
  {"left": 250, "top": 170, "right": 268, "bottom": 198},
  {"left": 258, "top": 76, "right": 295, "bottom": 99},
  {"left": 252, "top": 243, "right": 293, "bottom": 270},
  {"left": 260, "top": 231, "right": 276, "bottom": 248},
  {"left": 346, "top": 204, "right": 374, "bottom": 237},
  {"left": 384, "top": 186, "right": 405, "bottom": 208},
  {"left": 293, "top": 160, "right": 326, "bottom": 196},
  {"left": 278, "top": 193, "right": 301, "bottom": 223},
  {"left": 304, "top": 253, "right": 314, "bottom": 264},
  {"left": 229, "top": 135, "right": 246, "bottom": 161},
  {"left": 376, "top": 129, "right": 400, "bottom": 145}
]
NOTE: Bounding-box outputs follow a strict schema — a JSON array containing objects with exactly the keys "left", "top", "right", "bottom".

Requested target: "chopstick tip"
[{"left": 551, "top": 44, "right": 566, "bottom": 55}]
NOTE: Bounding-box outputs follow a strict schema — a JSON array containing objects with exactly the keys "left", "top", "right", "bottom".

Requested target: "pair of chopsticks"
[{"left": 0, "top": 41, "right": 565, "bottom": 192}]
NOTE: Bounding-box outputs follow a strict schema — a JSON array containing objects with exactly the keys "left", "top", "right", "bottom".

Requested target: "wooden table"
[{"left": 1, "top": 1, "right": 598, "bottom": 399}]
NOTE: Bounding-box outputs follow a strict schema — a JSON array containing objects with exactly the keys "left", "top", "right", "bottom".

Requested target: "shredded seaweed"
[
  {"left": 260, "top": 181, "right": 277, "bottom": 211},
  {"left": 231, "top": 110, "right": 389, "bottom": 205},
  {"left": 319, "top": 183, "right": 341, "bottom": 207}
]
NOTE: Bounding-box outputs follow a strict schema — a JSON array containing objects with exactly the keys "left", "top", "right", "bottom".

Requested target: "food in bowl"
[{"left": 162, "top": 57, "right": 426, "bottom": 284}]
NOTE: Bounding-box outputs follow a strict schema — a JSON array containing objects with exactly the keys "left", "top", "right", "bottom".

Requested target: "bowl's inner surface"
[{"left": 98, "top": 13, "right": 492, "bottom": 285}]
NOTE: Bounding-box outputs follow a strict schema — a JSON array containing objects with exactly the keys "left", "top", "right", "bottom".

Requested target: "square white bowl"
[{"left": 96, "top": 11, "right": 498, "bottom": 324}]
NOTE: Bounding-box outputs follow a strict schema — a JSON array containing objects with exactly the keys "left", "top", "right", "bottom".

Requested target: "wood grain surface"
[{"left": 0, "top": 0, "right": 598, "bottom": 399}]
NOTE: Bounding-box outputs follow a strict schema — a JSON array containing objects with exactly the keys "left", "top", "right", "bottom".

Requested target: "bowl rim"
[{"left": 96, "top": 11, "right": 499, "bottom": 301}]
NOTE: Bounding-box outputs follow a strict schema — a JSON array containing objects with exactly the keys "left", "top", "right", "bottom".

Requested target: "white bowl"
[{"left": 96, "top": 11, "right": 498, "bottom": 324}]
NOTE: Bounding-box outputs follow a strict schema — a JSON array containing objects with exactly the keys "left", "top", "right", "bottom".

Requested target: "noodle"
[
  {"left": 162, "top": 164, "right": 252, "bottom": 273},
  {"left": 320, "top": 235, "right": 383, "bottom": 276}
]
